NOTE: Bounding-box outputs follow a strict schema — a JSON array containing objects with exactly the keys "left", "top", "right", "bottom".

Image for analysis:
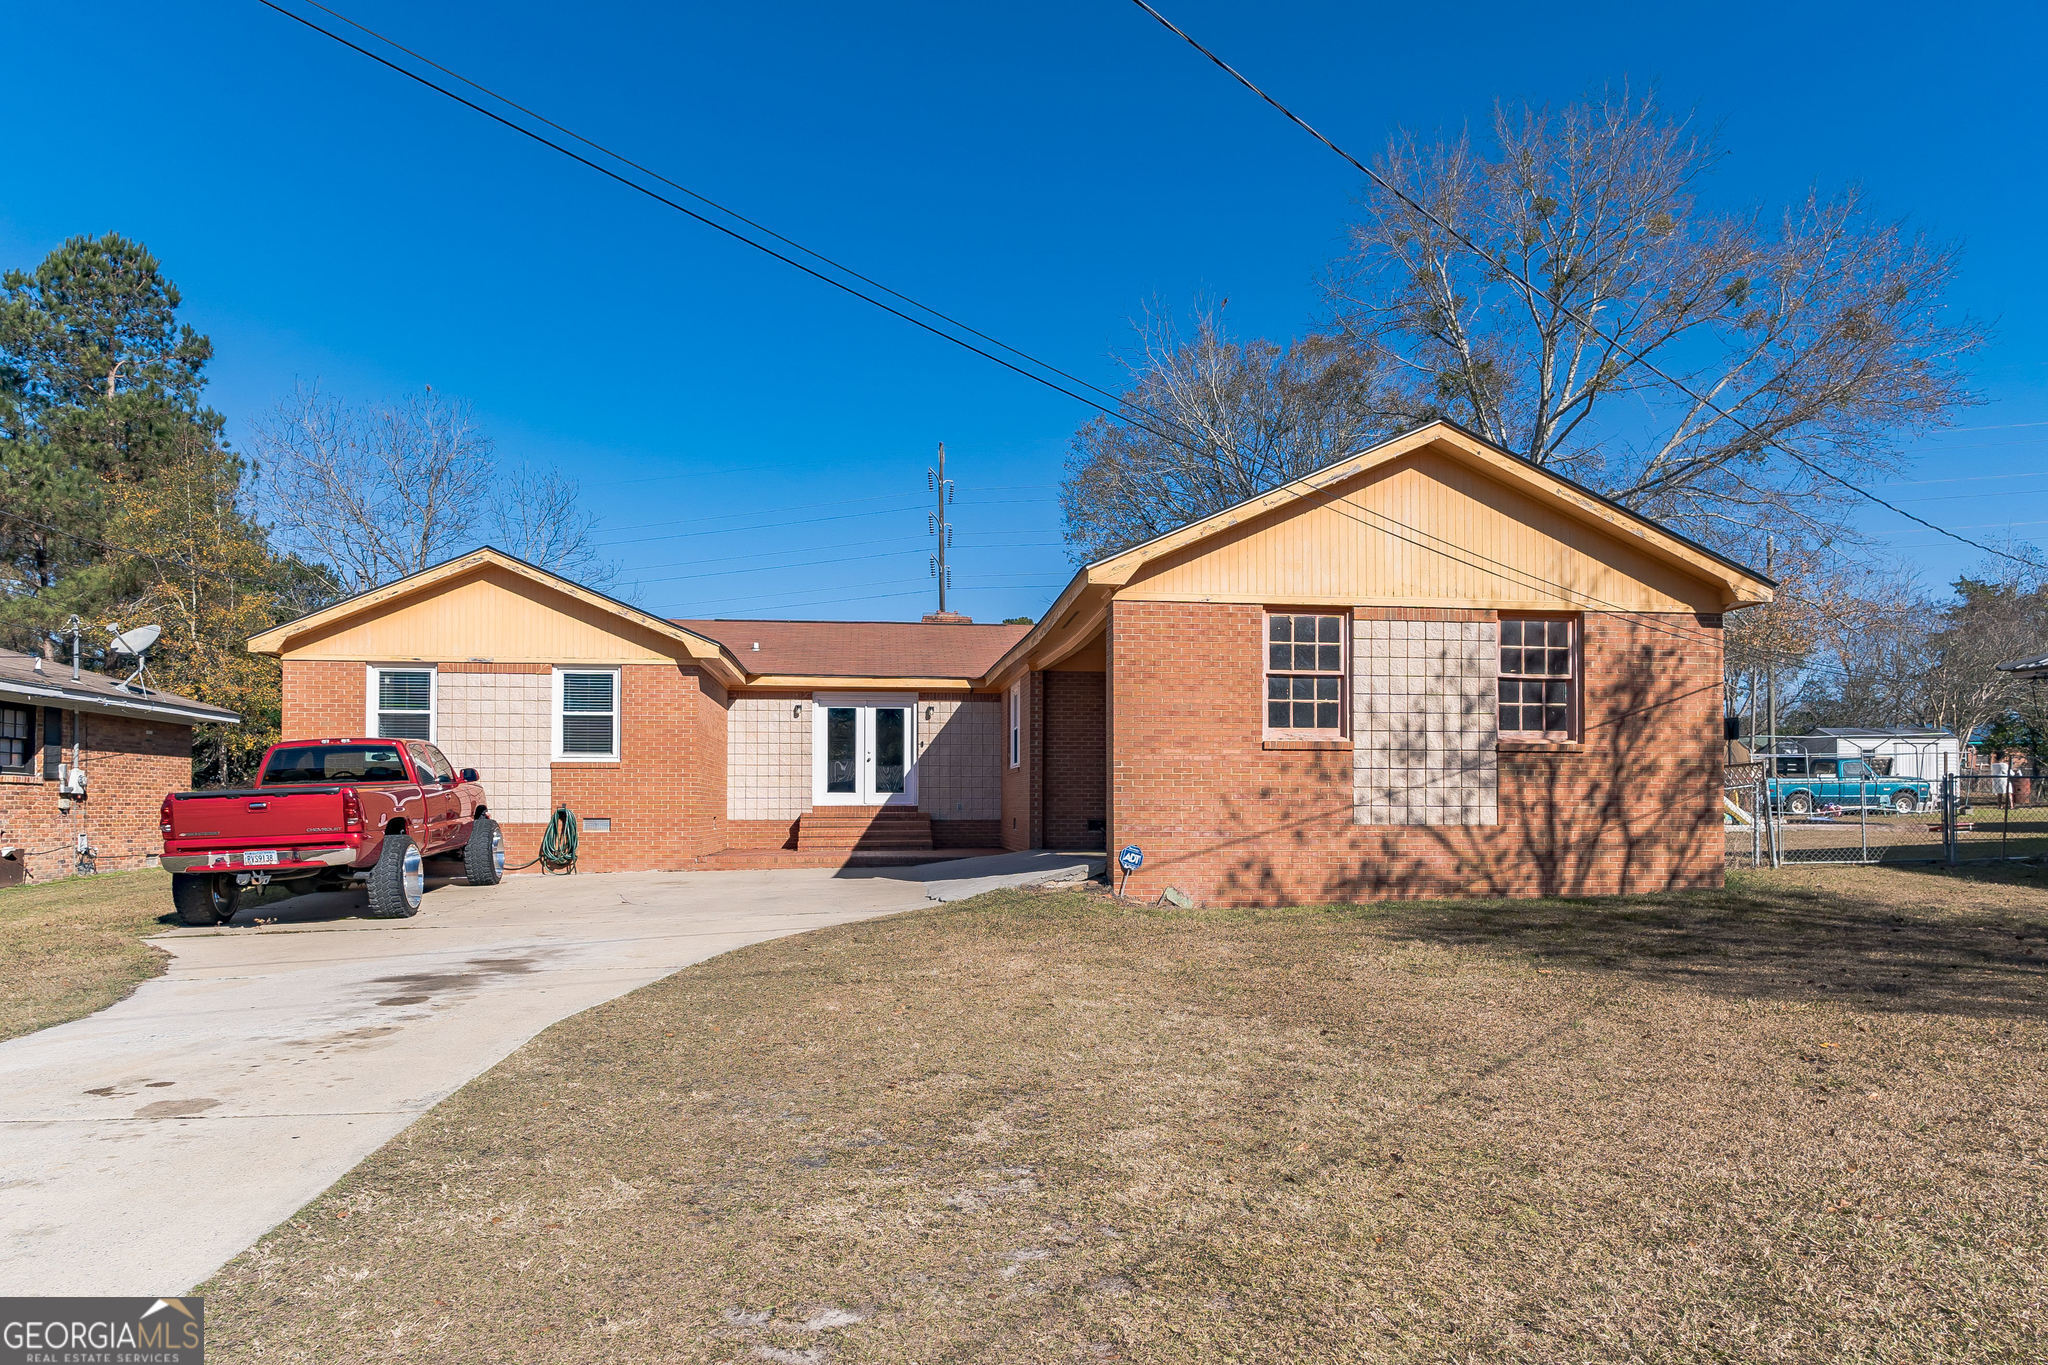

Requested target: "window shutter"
[{"left": 43, "top": 707, "right": 62, "bottom": 780}]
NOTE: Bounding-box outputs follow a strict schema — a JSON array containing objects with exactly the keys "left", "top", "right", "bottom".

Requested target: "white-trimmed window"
[
  {"left": 1265, "top": 611, "right": 1347, "bottom": 735},
  {"left": 1008, "top": 680, "right": 1023, "bottom": 769},
  {"left": 554, "top": 668, "right": 619, "bottom": 761},
  {"left": 368, "top": 666, "right": 435, "bottom": 741}
]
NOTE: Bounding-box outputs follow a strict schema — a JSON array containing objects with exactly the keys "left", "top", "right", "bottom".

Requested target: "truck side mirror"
[{"left": 460, "top": 767, "right": 480, "bottom": 783}]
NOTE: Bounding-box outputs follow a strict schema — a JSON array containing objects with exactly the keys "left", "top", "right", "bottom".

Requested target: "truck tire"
[
  {"left": 464, "top": 817, "right": 504, "bottom": 886},
  {"left": 1891, "top": 790, "right": 1919, "bottom": 814},
  {"left": 366, "top": 833, "right": 425, "bottom": 919},
  {"left": 1785, "top": 790, "right": 1815, "bottom": 816},
  {"left": 172, "top": 873, "right": 240, "bottom": 927}
]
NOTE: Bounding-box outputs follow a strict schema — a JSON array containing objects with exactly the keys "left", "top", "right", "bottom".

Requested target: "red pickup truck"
[{"left": 160, "top": 738, "right": 501, "bottom": 926}]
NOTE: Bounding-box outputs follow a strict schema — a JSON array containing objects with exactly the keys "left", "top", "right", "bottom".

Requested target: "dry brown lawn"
[
  {"left": 0, "top": 868, "right": 175, "bottom": 1042},
  {"left": 203, "top": 866, "right": 2048, "bottom": 1363}
]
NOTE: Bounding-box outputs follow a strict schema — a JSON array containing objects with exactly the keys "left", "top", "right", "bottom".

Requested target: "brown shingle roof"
[
  {"left": 0, "top": 649, "right": 241, "bottom": 724},
  {"left": 671, "top": 619, "right": 1030, "bottom": 681}
]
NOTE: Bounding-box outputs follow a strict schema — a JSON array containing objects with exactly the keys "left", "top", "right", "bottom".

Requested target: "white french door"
[{"left": 812, "top": 693, "right": 918, "bottom": 807}]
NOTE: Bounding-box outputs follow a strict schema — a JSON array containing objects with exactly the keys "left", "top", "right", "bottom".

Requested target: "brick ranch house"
[
  {"left": 248, "top": 422, "right": 1773, "bottom": 905},
  {"left": 0, "top": 650, "right": 240, "bottom": 884}
]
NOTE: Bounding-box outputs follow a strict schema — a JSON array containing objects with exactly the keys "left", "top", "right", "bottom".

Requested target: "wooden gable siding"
[
  {"left": 1116, "top": 449, "right": 1728, "bottom": 613},
  {"left": 274, "top": 564, "right": 686, "bottom": 664}
]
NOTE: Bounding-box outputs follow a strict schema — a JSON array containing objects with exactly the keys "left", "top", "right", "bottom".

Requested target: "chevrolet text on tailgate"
[{"left": 160, "top": 738, "right": 504, "bottom": 925}]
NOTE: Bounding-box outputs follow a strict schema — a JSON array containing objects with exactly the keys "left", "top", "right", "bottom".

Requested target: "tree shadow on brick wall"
[
  {"left": 1365, "top": 867, "right": 2048, "bottom": 1022},
  {"left": 1454, "top": 643, "right": 1724, "bottom": 899},
  {"left": 1184, "top": 635, "right": 1721, "bottom": 905}
]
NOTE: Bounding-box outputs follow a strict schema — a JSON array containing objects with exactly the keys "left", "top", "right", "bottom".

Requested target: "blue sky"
[{"left": 5, "top": 0, "right": 2044, "bottom": 619}]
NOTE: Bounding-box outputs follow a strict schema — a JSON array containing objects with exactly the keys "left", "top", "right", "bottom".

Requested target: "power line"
[
  {"left": 283, "top": 0, "right": 1136, "bottom": 414},
  {"left": 1123, "top": 0, "right": 2032, "bottom": 567},
  {"left": 1881, "top": 468, "right": 2048, "bottom": 488},
  {"left": 250, "top": 1, "right": 1202, "bottom": 452},
  {"left": 247, "top": 0, "right": 2007, "bottom": 676}
]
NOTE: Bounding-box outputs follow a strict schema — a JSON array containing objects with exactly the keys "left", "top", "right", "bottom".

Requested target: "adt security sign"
[{"left": 1118, "top": 845, "right": 1144, "bottom": 873}]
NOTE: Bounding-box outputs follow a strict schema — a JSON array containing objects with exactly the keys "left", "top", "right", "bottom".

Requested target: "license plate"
[{"left": 241, "top": 850, "right": 279, "bottom": 866}]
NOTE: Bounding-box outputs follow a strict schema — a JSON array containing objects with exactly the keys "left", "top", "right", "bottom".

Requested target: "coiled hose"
[{"left": 506, "top": 804, "right": 579, "bottom": 874}]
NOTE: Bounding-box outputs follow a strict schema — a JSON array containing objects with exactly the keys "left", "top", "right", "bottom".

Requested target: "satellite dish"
[
  {"left": 105, "top": 623, "right": 163, "bottom": 693},
  {"left": 110, "top": 624, "right": 161, "bottom": 656}
]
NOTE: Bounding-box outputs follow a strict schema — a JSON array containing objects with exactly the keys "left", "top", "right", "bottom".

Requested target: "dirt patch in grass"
[
  {"left": 203, "top": 865, "right": 2048, "bottom": 1362},
  {"left": 0, "top": 869, "right": 180, "bottom": 1043}
]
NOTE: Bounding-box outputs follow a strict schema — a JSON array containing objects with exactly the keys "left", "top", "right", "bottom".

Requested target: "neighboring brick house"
[
  {"left": 248, "top": 422, "right": 1771, "bottom": 904},
  {"left": 0, "top": 650, "right": 240, "bottom": 884}
]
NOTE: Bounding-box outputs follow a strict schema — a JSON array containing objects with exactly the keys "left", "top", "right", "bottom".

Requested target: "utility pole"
[
  {"left": 928, "top": 443, "right": 954, "bottom": 617},
  {"left": 1763, "top": 537, "right": 1777, "bottom": 757}
]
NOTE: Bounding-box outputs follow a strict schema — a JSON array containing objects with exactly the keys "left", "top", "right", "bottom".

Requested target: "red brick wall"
[
  {"left": 281, "top": 660, "right": 364, "bottom": 738},
  {"left": 726, "top": 818, "right": 799, "bottom": 850},
  {"left": 0, "top": 710, "right": 191, "bottom": 883},
  {"left": 1108, "top": 600, "right": 1725, "bottom": 906},
  {"left": 1043, "top": 671, "right": 1106, "bottom": 850},
  {"left": 998, "top": 673, "right": 1043, "bottom": 850},
  {"left": 543, "top": 662, "right": 727, "bottom": 872},
  {"left": 932, "top": 817, "right": 1001, "bottom": 849}
]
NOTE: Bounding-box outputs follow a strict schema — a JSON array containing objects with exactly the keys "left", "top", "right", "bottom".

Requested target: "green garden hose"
[{"left": 506, "top": 805, "right": 579, "bottom": 874}]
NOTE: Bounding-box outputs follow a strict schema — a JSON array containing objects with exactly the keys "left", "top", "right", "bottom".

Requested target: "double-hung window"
[
  {"left": 1497, "top": 617, "right": 1577, "bottom": 739},
  {"left": 0, "top": 705, "right": 31, "bottom": 774},
  {"left": 554, "top": 668, "right": 619, "bottom": 761},
  {"left": 1266, "top": 612, "right": 1347, "bottom": 735},
  {"left": 369, "top": 667, "right": 435, "bottom": 741},
  {"left": 1008, "top": 681, "right": 1023, "bottom": 769}
]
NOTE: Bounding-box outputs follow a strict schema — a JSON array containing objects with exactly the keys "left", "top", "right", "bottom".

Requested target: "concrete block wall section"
[
  {"left": 1351, "top": 616, "right": 1498, "bottom": 826},
  {"left": 435, "top": 669, "right": 552, "bottom": 823},
  {"left": 728, "top": 694, "right": 811, "bottom": 820},
  {"left": 917, "top": 696, "right": 1001, "bottom": 821}
]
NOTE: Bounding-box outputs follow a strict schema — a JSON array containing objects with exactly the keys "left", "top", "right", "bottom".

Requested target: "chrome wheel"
[
  {"left": 401, "top": 842, "right": 424, "bottom": 909},
  {"left": 491, "top": 825, "right": 505, "bottom": 877}
]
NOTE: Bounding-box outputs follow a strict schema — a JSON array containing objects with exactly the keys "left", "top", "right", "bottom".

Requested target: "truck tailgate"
[{"left": 165, "top": 787, "right": 353, "bottom": 853}]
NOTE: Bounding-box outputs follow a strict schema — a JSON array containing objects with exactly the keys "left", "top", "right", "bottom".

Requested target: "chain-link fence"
[
  {"left": 1943, "top": 766, "right": 2048, "bottom": 863},
  {"left": 1766, "top": 780, "right": 1948, "bottom": 865},
  {"left": 1729, "top": 754, "right": 1948, "bottom": 867},
  {"left": 1724, "top": 763, "right": 1766, "bottom": 868},
  {"left": 1729, "top": 756, "right": 2048, "bottom": 868}
]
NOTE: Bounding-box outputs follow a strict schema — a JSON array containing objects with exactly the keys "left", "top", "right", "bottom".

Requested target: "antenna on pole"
[{"left": 927, "top": 442, "right": 957, "bottom": 620}]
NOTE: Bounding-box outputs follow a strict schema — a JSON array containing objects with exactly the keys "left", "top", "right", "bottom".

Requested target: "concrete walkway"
[{"left": 0, "top": 856, "right": 1091, "bottom": 1296}]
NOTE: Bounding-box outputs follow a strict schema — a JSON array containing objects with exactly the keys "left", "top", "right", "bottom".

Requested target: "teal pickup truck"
[{"left": 1768, "top": 752, "right": 1933, "bottom": 816}]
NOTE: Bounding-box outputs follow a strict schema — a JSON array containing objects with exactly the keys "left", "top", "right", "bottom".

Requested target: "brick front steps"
[{"left": 795, "top": 806, "right": 934, "bottom": 853}]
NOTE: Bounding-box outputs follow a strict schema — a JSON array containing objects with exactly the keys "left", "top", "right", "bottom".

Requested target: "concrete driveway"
[{"left": 0, "top": 856, "right": 1093, "bottom": 1296}]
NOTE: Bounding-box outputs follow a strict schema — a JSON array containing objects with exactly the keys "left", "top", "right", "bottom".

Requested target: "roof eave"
[
  {"left": 1077, "top": 421, "right": 1776, "bottom": 607},
  {"left": 247, "top": 546, "right": 749, "bottom": 686},
  {"left": 0, "top": 678, "right": 240, "bottom": 726}
]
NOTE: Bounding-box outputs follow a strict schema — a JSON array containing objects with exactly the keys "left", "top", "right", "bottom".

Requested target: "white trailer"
[{"left": 1793, "top": 728, "right": 1960, "bottom": 782}]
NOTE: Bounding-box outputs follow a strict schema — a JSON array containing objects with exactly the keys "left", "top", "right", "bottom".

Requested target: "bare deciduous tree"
[
  {"left": 1761, "top": 551, "right": 2048, "bottom": 750},
  {"left": 489, "top": 464, "right": 610, "bottom": 585},
  {"left": 1061, "top": 304, "right": 1401, "bottom": 561},
  {"left": 253, "top": 382, "right": 612, "bottom": 593},
  {"left": 1325, "top": 88, "right": 1987, "bottom": 543}
]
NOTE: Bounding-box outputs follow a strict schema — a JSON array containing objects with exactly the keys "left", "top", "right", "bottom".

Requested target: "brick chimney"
[{"left": 921, "top": 611, "right": 973, "bottom": 624}]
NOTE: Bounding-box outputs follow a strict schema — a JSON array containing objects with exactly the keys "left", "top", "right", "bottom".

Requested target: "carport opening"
[{"left": 1042, "top": 654, "right": 1107, "bottom": 852}]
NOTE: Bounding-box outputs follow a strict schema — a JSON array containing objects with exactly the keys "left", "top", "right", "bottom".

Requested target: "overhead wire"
[
  {"left": 243, "top": 0, "right": 1982, "bottom": 692},
  {"left": 1122, "top": 0, "right": 2032, "bottom": 566},
  {"left": 283, "top": 0, "right": 1137, "bottom": 413},
  {"left": 249, "top": 0, "right": 1205, "bottom": 454}
]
